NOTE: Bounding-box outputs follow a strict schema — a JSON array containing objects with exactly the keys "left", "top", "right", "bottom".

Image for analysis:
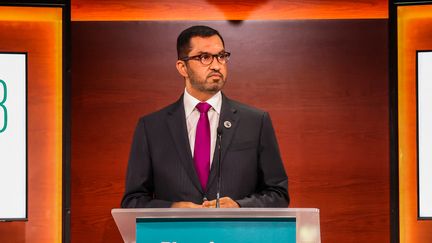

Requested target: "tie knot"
[{"left": 196, "top": 102, "right": 212, "bottom": 113}]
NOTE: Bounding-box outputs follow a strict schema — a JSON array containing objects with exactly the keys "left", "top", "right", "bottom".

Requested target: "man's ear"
[{"left": 176, "top": 60, "right": 188, "bottom": 78}]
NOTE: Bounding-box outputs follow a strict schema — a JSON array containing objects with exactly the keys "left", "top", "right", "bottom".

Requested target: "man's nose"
[{"left": 209, "top": 57, "right": 221, "bottom": 70}]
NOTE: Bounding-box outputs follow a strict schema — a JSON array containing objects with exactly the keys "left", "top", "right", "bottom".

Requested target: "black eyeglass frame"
[{"left": 180, "top": 52, "right": 231, "bottom": 65}]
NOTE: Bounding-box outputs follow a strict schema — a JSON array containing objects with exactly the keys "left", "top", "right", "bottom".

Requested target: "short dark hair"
[{"left": 177, "top": 25, "right": 225, "bottom": 59}]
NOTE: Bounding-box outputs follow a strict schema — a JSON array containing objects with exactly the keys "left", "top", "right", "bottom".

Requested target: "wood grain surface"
[
  {"left": 71, "top": 21, "right": 390, "bottom": 242},
  {"left": 71, "top": 0, "right": 388, "bottom": 21},
  {"left": 0, "top": 7, "right": 63, "bottom": 243}
]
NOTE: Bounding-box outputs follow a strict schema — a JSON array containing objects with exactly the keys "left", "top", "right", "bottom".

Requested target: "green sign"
[
  {"left": 136, "top": 218, "right": 296, "bottom": 243},
  {"left": 0, "top": 79, "right": 7, "bottom": 133}
]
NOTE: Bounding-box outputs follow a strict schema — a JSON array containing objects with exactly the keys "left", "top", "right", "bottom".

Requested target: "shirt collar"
[{"left": 183, "top": 89, "right": 222, "bottom": 118}]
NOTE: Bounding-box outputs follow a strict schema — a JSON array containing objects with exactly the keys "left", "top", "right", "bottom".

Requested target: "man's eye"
[{"left": 201, "top": 54, "right": 212, "bottom": 60}]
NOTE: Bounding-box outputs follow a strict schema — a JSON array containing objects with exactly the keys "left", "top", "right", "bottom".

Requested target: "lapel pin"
[{"left": 224, "top": 121, "right": 232, "bottom": 129}]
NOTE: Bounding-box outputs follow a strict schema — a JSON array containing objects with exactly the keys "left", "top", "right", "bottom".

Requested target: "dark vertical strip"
[
  {"left": 389, "top": 1, "right": 400, "bottom": 243},
  {"left": 62, "top": 0, "right": 71, "bottom": 242}
]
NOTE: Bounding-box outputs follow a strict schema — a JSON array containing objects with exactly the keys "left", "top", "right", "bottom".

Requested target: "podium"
[{"left": 112, "top": 208, "right": 320, "bottom": 243}]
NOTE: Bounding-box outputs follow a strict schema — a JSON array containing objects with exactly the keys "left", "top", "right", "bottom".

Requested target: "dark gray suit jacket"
[{"left": 121, "top": 94, "right": 289, "bottom": 208}]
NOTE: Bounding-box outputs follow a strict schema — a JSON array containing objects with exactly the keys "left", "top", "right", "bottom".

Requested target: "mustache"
[{"left": 207, "top": 72, "right": 223, "bottom": 79}]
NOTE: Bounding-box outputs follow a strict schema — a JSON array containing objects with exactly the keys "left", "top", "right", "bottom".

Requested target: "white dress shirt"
[{"left": 183, "top": 89, "right": 222, "bottom": 165}]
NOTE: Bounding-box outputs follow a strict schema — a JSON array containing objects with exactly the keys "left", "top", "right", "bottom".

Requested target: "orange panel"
[
  {"left": 0, "top": 6, "right": 62, "bottom": 243},
  {"left": 398, "top": 4, "right": 432, "bottom": 243},
  {"left": 71, "top": 0, "right": 388, "bottom": 21}
]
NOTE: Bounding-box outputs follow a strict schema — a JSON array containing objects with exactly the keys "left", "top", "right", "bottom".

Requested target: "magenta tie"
[{"left": 194, "top": 102, "right": 212, "bottom": 191}]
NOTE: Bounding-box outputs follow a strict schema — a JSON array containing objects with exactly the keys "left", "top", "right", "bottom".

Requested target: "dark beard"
[{"left": 189, "top": 73, "right": 226, "bottom": 93}]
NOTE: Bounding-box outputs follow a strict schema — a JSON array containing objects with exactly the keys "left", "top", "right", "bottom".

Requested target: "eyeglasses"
[{"left": 180, "top": 52, "right": 231, "bottom": 65}]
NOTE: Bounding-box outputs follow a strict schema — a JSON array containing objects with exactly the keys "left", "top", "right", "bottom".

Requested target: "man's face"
[{"left": 181, "top": 35, "right": 228, "bottom": 96}]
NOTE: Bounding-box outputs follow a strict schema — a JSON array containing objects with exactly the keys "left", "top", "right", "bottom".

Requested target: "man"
[{"left": 121, "top": 25, "right": 289, "bottom": 208}]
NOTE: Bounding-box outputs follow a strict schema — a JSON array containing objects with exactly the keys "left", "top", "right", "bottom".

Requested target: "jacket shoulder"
[
  {"left": 227, "top": 98, "right": 266, "bottom": 117},
  {"left": 138, "top": 99, "right": 181, "bottom": 123}
]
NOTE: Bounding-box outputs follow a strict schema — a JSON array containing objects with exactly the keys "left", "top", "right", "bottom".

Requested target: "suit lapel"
[
  {"left": 207, "top": 94, "right": 239, "bottom": 190},
  {"left": 166, "top": 96, "right": 203, "bottom": 193}
]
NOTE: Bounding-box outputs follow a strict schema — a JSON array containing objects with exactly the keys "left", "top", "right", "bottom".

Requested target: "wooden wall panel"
[
  {"left": 0, "top": 7, "right": 63, "bottom": 243},
  {"left": 398, "top": 5, "right": 432, "bottom": 243},
  {"left": 71, "top": 0, "right": 388, "bottom": 21},
  {"left": 72, "top": 21, "right": 389, "bottom": 243}
]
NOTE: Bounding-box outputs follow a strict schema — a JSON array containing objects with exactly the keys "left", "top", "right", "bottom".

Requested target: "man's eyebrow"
[{"left": 195, "top": 50, "right": 226, "bottom": 55}]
